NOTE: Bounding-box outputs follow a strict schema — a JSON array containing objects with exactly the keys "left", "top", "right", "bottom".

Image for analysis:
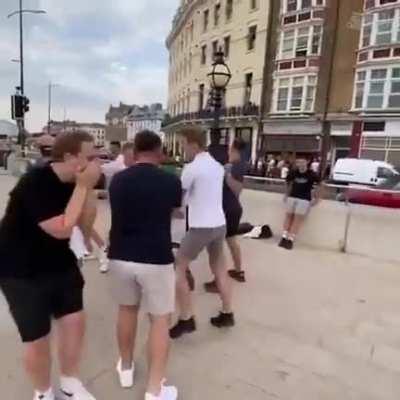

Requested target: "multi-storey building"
[
  {"left": 127, "top": 103, "right": 166, "bottom": 140},
  {"left": 44, "top": 120, "right": 106, "bottom": 147},
  {"left": 163, "top": 0, "right": 270, "bottom": 162},
  {"left": 350, "top": 0, "right": 400, "bottom": 165},
  {"left": 261, "top": 0, "right": 364, "bottom": 165}
]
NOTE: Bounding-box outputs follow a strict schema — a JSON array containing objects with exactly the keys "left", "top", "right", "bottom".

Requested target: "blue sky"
[{"left": 0, "top": 0, "right": 178, "bottom": 132}]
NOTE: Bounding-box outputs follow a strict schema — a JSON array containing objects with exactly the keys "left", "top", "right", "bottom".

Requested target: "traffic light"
[
  {"left": 23, "top": 96, "right": 30, "bottom": 113},
  {"left": 11, "top": 94, "right": 30, "bottom": 120}
]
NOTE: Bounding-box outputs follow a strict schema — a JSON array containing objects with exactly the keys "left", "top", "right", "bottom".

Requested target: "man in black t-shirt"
[
  {"left": 0, "top": 132, "right": 101, "bottom": 400},
  {"left": 108, "top": 131, "right": 181, "bottom": 400},
  {"left": 278, "top": 158, "right": 321, "bottom": 250}
]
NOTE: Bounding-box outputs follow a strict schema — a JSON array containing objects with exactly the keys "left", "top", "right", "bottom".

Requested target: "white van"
[{"left": 332, "top": 158, "right": 399, "bottom": 186}]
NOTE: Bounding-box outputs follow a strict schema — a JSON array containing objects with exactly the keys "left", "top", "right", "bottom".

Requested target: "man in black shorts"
[
  {"left": 0, "top": 132, "right": 101, "bottom": 400},
  {"left": 205, "top": 139, "right": 247, "bottom": 292}
]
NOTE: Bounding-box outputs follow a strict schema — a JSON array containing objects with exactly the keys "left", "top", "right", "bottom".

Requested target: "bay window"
[
  {"left": 279, "top": 25, "right": 323, "bottom": 59},
  {"left": 274, "top": 75, "right": 317, "bottom": 113},
  {"left": 353, "top": 66, "right": 400, "bottom": 110},
  {"left": 361, "top": 8, "right": 400, "bottom": 47}
]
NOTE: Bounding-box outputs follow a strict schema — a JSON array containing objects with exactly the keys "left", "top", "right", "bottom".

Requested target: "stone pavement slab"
[{"left": 1, "top": 176, "right": 400, "bottom": 399}]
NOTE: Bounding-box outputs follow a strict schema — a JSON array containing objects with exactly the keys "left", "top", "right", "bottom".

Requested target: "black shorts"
[
  {"left": 0, "top": 269, "right": 85, "bottom": 343},
  {"left": 225, "top": 207, "right": 243, "bottom": 238}
]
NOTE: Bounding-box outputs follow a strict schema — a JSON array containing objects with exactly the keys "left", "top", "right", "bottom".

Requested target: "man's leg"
[
  {"left": 288, "top": 214, "right": 306, "bottom": 239},
  {"left": 175, "top": 256, "right": 194, "bottom": 320},
  {"left": 147, "top": 314, "right": 171, "bottom": 395},
  {"left": 117, "top": 305, "right": 138, "bottom": 368},
  {"left": 226, "top": 236, "right": 242, "bottom": 272},
  {"left": 283, "top": 212, "right": 295, "bottom": 236},
  {"left": 24, "top": 336, "right": 52, "bottom": 393},
  {"left": 210, "top": 248, "right": 233, "bottom": 315},
  {"left": 56, "top": 311, "right": 85, "bottom": 377}
]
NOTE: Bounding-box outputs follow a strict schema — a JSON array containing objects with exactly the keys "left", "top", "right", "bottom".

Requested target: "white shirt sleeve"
[{"left": 181, "top": 164, "right": 195, "bottom": 192}]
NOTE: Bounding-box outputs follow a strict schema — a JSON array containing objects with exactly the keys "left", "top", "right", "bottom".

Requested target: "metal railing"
[{"left": 162, "top": 104, "right": 260, "bottom": 127}]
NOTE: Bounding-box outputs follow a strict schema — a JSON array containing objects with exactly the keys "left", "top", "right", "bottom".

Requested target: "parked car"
[
  {"left": 346, "top": 176, "right": 400, "bottom": 208},
  {"left": 332, "top": 158, "right": 398, "bottom": 186}
]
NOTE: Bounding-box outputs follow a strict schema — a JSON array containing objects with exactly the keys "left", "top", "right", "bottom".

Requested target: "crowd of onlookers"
[{"left": 252, "top": 154, "right": 332, "bottom": 181}]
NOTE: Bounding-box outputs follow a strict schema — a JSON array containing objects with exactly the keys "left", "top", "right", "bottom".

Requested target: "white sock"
[
  {"left": 60, "top": 376, "right": 81, "bottom": 391},
  {"left": 283, "top": 231, "right": 289, "bottom": 239},
  {"left": 288, "top": 235, "right": 296, "bottom": 242}
]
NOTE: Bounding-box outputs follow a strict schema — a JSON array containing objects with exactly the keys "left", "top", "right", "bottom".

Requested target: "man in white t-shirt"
[{"left": 170, "top": 127, "right": 234, "bottom": 340}]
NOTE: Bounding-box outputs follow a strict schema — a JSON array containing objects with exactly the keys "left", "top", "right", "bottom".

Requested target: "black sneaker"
[
  {"left": 170, "top": 317, "right": 196, "bottom": 339},
  {"left": 210, "top": 312, "right": 235, "bottom": 328},
  {"left": 278, "top": 237, "right": 289, "bottom": 249},
  {"left": 286, "top": 239, "right": 294, "bottom": 250}
]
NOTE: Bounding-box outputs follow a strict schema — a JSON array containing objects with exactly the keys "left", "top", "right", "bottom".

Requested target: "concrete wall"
[{"left": 241, "top": 190, "right": 400, "bottom": 264}]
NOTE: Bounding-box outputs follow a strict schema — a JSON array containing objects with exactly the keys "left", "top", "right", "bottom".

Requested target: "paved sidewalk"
[{"left": 1, "top": 176, "right": 400, "bottom": 399}]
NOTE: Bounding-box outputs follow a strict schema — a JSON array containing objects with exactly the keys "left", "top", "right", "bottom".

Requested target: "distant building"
[
  {"left": 0, "top": 120, "right": 18, "bottom": 139},
  {"left": 44, "top": 121, "right": 106, "bottom": 147},
  {"left": 127, "top": 103, "right": 166, "bottom": 140},
  {"left": 105, "top": 102, "right": 136, "bottom": 143}
]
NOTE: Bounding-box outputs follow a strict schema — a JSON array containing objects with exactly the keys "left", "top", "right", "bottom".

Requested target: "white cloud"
[{"left": 0, "top": 0, "right": 177, "bottom": 132}]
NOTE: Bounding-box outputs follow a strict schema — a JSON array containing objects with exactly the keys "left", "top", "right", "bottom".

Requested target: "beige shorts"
[
  {"left": 178, "top": 226, "right": 226, "bottom": 263},
  {"left": 108, "top": 260, "right": 175, "bottom": 316}
]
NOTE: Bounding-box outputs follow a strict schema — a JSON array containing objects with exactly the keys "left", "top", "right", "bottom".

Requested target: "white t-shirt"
[
  {"left": 311, "top": 161, "right": 320, "bottom": 173},
  {"left": 102, "top": 155, "right": 126, "bottom": 188},
  {"left": 181, "top": 152, "right": 226, "bottom": 229}
]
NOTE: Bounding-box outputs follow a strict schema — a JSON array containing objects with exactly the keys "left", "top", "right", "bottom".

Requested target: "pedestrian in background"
[{"left": 279, "top": 158, "right": 321, "bottom": 250}]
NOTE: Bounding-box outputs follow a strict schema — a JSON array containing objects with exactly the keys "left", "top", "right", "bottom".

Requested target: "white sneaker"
[
  {"left": 98, "top": 248, "right": 109, "bottom": 273},
  {"left": 145, "top": 380, "right": 178, "bottom": 400},
  {"left": 60, "top": 377, "right": 96, "bottom": 400},
  {"left": 116, "top": 358, "right": 135, "bottom": 388},
  {"left": 33, "top": 388, "right": 55, "bottom": 400}
]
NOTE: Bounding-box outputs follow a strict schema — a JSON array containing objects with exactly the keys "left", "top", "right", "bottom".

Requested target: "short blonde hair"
[{"left": 180, "top": 126, "right": 207, "bottom": 149}]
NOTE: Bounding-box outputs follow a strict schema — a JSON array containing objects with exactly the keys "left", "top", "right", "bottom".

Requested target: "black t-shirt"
[
  {"left": 287, "top": 169, "right": 320, "bottom": 201},
  {"left": 0, "top": 165, "right": 77, "bottom": 279},
  {"left": 108, "top": 163, "right": 182, "bottom": 265},
  {"left": 223, "top": 161, "right": 247, "bottom": 213}
]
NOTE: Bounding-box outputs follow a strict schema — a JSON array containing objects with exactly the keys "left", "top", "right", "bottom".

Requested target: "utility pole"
[{"left": 7, "top": 2, "right": 46, "bottom": 153}]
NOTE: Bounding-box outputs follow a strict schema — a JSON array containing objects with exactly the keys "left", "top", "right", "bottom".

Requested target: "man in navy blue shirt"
[{"left": 108, "top": 130, "right": 182, "bottom": 400}]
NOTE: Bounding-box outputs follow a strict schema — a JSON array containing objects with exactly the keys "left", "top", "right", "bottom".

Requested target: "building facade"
[
  {"left": 350, "top": 0, "right": 400, "bottom": 165},
  {"left": 127, "top": 103, "right": 166, "bottom": 140},
  {"left": 163, "top": 0, "right": 270, "bottom": 162},
  {"left": 44, "top": 121, "right": 106, "bottom": 147}
]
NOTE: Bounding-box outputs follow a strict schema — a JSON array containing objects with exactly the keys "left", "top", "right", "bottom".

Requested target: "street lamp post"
[
  {"left": 47, "top": 82, "right": 60, "bottom": 135},
  {"left": 207, "top": 50, "right": 232, "bottom": 162},
  {"left": 7, "top": 1, "right": 46, "bottom": 150}
]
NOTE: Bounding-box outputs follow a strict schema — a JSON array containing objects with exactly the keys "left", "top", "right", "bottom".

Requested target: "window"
[
  {"left": 212, "top": 40, "right": 219, "bottom": 60},
  {"left": 189, "top": 53, "right": 193, "bottom": 73},
  {"left": 203, "top": 9, "right": 209, "bottom": 32},
  {"left": 214, "top": 3, "right": 221, "bottom": 26},
  {"left": 226, "top": 0, "right": 233, "bottom": 21},
  {"left": 250, "top": 0, "right": 258, "bottom": 10},
  {"left": 274, "top": 75, "right": 317, "bottom": 113},
  {"left": 279, "top": 25, "right": 323, "bottom": 59},
  {"left": 353, "top": 67, "right": 400, "bottom": 110},
  {"left": 199, "top": 84, "right": 205, "bottom": 111},
  {"left": 285, "top": 0, "right": 321, "bottom": 13},
  {"left": 224, "top": 36, "right": 231, "bottom": 58},
  {"left": 378, "top": 167, "right": 395, "bottom": 179},
  {"left": 244, "top": 73, "right": 253, "bottom": 105},
  {"left": 201, "top": 45, "right": 207, "bottom": 65},
  {"left": 248, "top": 26, "right": 257, "bottom": 51},
  {"left": 361, "top": 8, "right": 400, "bottom": 48}
]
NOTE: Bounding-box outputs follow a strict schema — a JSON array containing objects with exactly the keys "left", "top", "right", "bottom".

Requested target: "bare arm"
[
  {"left": 39, "top": 184, "right": 88, "bottom": 240},
  {"left": 226, "top": 173, "right": 243, "bottom": 197}
]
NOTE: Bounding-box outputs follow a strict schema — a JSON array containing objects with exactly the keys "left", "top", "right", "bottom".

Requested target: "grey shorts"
[
  {"left": 108, "top": 260, "right": 175, "bottom": 316},
  {"left": 286, "top": 197, "right": 311, "bottom": 216},
  {"left": 178, "top": 226, "right": 227, "bottom": 263}
]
